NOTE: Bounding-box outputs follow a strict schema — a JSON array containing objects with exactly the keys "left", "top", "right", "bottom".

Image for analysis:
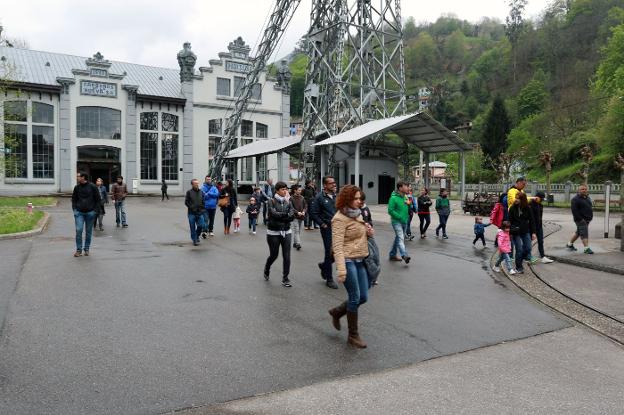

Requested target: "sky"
[{"left": 0, "top": 0, "right": 551, "bottom": 69}]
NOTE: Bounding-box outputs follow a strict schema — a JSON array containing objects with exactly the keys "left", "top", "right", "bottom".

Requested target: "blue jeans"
[
  {"left": 188, "top": 213, "right": 205, "bottom": 242},
  {"left": 406, "top": 212, "right": 414, "bottom": 236},
  {"left": 512, "top": 233, "right": 532, "bottom": 271},
  {"left": 203, "top": 208, "right": 216, "bottom": 233},
  {"left": 74, "top": 210, "right": 96, "bottom": 251},
  {"left": 344, "top": 260, "right": 369, "bottom": 312},
  {"left": 249, "top": 217, "right": 257, "bottom": 232},
  {"left": 436, "top": 214, "right": 449, "bottom": 236},
  {"left": 320, "top": 226, "right": 334, "bottom": 280},
  {"left": 389, "top": 222, "right": 407, "bottom": 258},
  {"left": 495, "top": 252, "right": 513, "bottom": 271},
  {"left": 114, "top": 200, "right": 127, "bottom": 225}
]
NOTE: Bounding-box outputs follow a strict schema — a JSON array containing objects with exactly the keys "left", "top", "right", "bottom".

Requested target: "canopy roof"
[
  {"left": 224, "top": 135, "right": 301, "bottom": 159},
  {"left": 313, "top": 112, "right": 472, "bottom": 153}
]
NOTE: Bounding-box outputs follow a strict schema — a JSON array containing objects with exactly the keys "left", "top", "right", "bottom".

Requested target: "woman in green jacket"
[{"left": 435, "top": 188, "right": 450, "bottom": 239}]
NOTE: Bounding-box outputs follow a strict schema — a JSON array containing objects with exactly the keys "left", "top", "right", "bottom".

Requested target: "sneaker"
[
  {"left": 264, "top": 272, "right": 270, "bottom": 281},
  {"left": 73, "top": 250, "right": 82, "bottom": 257},
  {"left": 493, "top": 266, "right": 501, "bottom": 273},
  {"left": 566, "top": 243, "right": 577, "bottom": 251},
  {"left": 402, "top": 255, "right": 411, "bottom": 264},
  {"left": 252, "top": 231, "right": 256, "bottom": 235},
  {"left": 584, "top": 248, "right": 594, "bottom": 254},
  {"left": 193, "top": 241, "right": 199, "bottom": 246},
  {"left": 282, "top": 279, "right": 292, "bottom": 288},
  {"left": 509, "top": 269, "right": 518, "bottom": 275},
  {"left": 83, "top": 250, "right": 89, "bottom": 256},
  {"left": 443, "top": 235, "right": 449, "bottom": 239},
  {"left": 201, "top": 232, "right": 207, "bottom": 239},
  {"left": 515, "top": 269, "right": 524, "bottom": 274},
  {"left": 435, "top": 230, "right": 440, "bottom": 238},
  {"left": 116, "top": 223, "right": 120, "bottom": 228},
  {"left": 209, "top": 232, "right": 214, "bottom": 236},
  {"left": 122, "top": 224, "right": 128, "bottom": 228},
  {"left": 389, "top": 256, "right": 402, "bottom": 261},
  {"left": 326, "top": 280, "right": 339, "bottom": 289},
  {"left": 530, "top": 257, "right": 539, "bottom": 264},
  {"left": 540, "top": 256, "right": 554, "bottom": 264}
]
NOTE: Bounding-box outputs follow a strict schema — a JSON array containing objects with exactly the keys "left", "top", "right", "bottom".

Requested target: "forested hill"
[{"left": 285, "top": 0, "right": 624, "bottom": 183}]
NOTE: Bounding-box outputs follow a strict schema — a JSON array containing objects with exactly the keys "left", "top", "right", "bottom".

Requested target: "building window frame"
[
  {"left": 77, "top": 106, "right": 121, "bottom": 140},
  {"left": 217, "top": 78, "right": 231, "bottom": 96},
  {"left": 139, "top": 111, "right": 180, "bottom": 182}
]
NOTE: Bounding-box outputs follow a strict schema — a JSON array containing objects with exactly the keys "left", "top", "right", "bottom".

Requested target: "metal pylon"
[{"left": 300, "top": 0, "right": 406, "bottom": 182}]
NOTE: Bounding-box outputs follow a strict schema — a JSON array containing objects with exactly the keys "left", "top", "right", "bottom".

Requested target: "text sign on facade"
[
  {"left": 225, "top": 61, "right": 251, "bottom": 74},
  {"left": 80, "top": 80, "right": 117, "bottom": 98},
  {"left": 90, "top": 68, "right": 108, "bottom": 77}
]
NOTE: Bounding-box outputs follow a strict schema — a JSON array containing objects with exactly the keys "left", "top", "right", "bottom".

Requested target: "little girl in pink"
[{"left": 493, "top": 221, "right": 516, "bottom": 274}]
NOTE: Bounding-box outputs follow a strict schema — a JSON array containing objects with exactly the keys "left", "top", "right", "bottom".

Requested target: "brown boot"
[
  {"left": 346, "top": 311, "right": 367, "bottom": 348},
  {"left": 328, "top": 302, "right": 347, "bottom": 331}
]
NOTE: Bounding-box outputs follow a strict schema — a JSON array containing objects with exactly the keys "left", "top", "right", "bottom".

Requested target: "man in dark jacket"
[
  {"left": 310, "top": 176, "right": 338, "bottom": 289},
  {"left": 185, "top": 179, "right": 206, "bottom": 246},
  {"left": 566, "top": 184, "right": 594, "bottom": 254},
  {"left": 530, "top": 191, "right": 554, "bottom": 263},
  {"left": 302, "top": 180, "right": 317, "bottom": 229},
  {"left": 262, "top": 178, "right": 275, "bottom": 225},
  {"left": 111, "top": 176, "right": 129, "bottom": 228},
  {"left": 72, "top": 172, "right": 101, "bottom": 257}
]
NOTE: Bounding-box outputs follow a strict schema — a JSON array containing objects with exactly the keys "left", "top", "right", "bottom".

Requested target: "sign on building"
[
  {"left": 80, "top": 80, "right": 117, "bottom": 97},
  {"left": 225, "top": 61, "right": 251, "bottom": 74}
]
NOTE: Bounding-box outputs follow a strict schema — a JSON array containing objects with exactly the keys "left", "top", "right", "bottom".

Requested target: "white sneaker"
[
  {"left": 509, "top": 269, "right": 518, "bottom": 275},
  {"left": 209, "top": 232, "right": 214, "bottom": 236},
  {"left": 234, "top": 228, "right": 239, "bottom": 233},
  {"left": 492, "top": 266, "right": 501, "bottom": 273},
  {"left": 252, "top": 231, "right": 256, "bottom": 235},
  {"left": 541, "top": 256, "right": 554, "bottom": 264}
]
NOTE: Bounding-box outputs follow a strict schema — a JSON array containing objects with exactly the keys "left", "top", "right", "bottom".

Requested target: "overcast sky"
[{"left": 1, "top": 0, "right": 551, "bottom": 68}]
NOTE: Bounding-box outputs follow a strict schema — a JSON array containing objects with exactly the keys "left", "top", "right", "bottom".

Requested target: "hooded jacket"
[
  {"left": 387, "top": 191, "right": 409, "bottom": 224},
  {"left": 201, "top": 183, "right": 220, "bottom": 209}
]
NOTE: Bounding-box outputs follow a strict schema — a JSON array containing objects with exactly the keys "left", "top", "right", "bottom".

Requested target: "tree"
[
  {"left": 538, "top": 151, "right": 554, "bottom": 201},
  {"left": 595, "top": 23, "right": 624, "bottom": 94},
  {"left": 505, "top": 0, "right": 528, "bottom": 82},
  {"left": 481, "top": 96, "right": 511, "bottom": 168},
  {"left": 578, "top": 145, "right": 593, "bottom": 185},
  {"left": 403, "top": 17, "right": 418, "bottom": 40},
  {"left": 517, "top": 76, "right": 548, "bottom": 119},
  {"left": 404, "top": 32, "right": 440, "bottom": 82}
]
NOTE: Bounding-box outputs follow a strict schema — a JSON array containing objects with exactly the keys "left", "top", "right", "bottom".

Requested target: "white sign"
[
  {"left": 80, "top": 80, "right": 117, "bottom": 97},
  {"left": 225, "top": 61, "right": 251, "bottom": 74}
]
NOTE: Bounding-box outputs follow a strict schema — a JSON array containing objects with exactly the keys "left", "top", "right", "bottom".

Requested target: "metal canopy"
[
  {"left": 224, "top": 136, "right": 301, "bottom": 159},
  {"left": 313, "top": 112, "right": 472, "bottom": 153}
]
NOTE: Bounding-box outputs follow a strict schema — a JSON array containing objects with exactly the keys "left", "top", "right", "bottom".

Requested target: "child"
[
  {"left": 360, "top": 191, "right": 373, "bottom": 226},
  {"left": 290, "top": 184, "right": 306, "bottom": 250},
  {"left": 473, "top": 216, "right": 491, "bottom": 247},
  {"left": 232, "top": 205, "right": 243, "bottom": 233},
  {"left": 247, "top": 197, "right": 260, "bottom": 234},
  {"left": 493, "top": 221, "right": 516, "bottom": 274}
]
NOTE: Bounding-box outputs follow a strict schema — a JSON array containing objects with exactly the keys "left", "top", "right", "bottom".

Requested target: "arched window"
[{"left": 77, "top": 106, "right": 121, "bottom": 139}]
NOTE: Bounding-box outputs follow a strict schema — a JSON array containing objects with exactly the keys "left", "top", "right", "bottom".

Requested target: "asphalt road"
[{"left": 0, "top": 197, "right": 568, "bottom": 415}]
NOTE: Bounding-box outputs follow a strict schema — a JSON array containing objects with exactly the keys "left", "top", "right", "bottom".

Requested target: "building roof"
[
  {"left": 225, "top": 136, "right": 301, "bottom": 159},
  {"left": 0, "top": 46, "right": 182, "bottom": 99},
  {"left": 313, "top": 112, "right": 472, "bottom": 153}
]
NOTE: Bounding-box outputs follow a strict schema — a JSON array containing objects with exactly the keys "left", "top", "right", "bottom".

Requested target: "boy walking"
[
  {"left": 473, "top": 216, "right": 490, "bottom": 247},
  {"left": 387, "top": 181, "right": 410, "bottom": 264},
  {"left": 247, "top": 197, "right": 260, "bottom": 234}
]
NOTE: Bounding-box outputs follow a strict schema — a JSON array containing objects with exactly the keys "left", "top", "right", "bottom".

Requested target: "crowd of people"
[{"left": 71, "top": 171, "right": 596, "bottom": 347}]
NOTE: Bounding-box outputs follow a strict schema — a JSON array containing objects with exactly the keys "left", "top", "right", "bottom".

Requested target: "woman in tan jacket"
[{"left": 328, "top": 185, "right": 374, "bottom": 348}]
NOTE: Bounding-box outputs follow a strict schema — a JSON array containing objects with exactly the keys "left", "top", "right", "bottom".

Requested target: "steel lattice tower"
[{"left": 301, "top": 0, "right": 406, "bottom": 180}]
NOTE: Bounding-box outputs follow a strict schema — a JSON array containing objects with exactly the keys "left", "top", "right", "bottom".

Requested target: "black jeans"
[
  {"left": 204, "top": 208, "right": 216, "bottom": 233},
  {"left": 265, "top": 233, "right": 292, "bottom": 278},
  {"left": 319, "top": 226, "right": 334, "bottom": 280},
  {"left": 223, "top": 208, "right": 233, "bottom": 229},
  {"left": 161, "top": 190, "right": 169, "bottom": 200},
  {"left": 262, "top": 202, "right": 268, "bottom": 224},
  {"left": 536, "top": 226, "right": 545, "bottom": 258},
  {"left": 473, "top": 234, "right": 485, "bottom": 246},
  {"left": 418, "top": 213, "right": 430, "bottom": 235}
]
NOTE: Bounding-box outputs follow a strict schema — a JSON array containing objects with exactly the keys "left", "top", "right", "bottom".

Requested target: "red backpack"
[{"left": 490, "top": 202, "right": 504, "bottom": 228}]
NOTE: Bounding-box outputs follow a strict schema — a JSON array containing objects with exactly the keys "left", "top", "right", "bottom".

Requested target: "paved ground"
[{"left": 0, "top": 197, "right": 570, "bottom": 415}]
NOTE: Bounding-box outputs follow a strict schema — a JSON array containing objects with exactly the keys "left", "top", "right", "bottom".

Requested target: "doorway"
[
  {"left": 77, "top": 146, "right": 121, "bottom": 191},
  {"left": 377, "top": 174, "right": 395, "bottom": 204}
]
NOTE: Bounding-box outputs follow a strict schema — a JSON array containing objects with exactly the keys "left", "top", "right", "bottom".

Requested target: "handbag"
[
  {"left": 218, "top": 196, "right": 229, "bottom": 208},
  {"left": 364, "top": 237, "right": 381, "bottom": 286}
]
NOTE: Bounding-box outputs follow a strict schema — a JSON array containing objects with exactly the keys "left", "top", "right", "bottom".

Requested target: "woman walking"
[
  {"left": 417, "top": 187, "right": 432, "bottom": 238},
  {"left": 263, "top": 182, "right": 296, "bottom": 287},
  {"left": 94, "top": 178, "right": 108, "bottom": 231},
  {"left": 435, "top": 188, "right": 450, "bottom": 239},
  {"left": 328, "top": 184, "right": 374, "bottom": 348},
  {"left": 509, "top": 192, "right": 536, "bottom": 274},
  {"left": 219, "top": 179, "right": 237, "bottom": 234}
]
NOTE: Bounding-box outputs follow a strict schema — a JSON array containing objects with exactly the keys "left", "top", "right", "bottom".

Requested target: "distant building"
[
  {"left": 0, "top": 37, "right": 290, "bottom": 195},
  {"left": 418, "top": 87, "right": 431, "bottom": 111},
  {"left": 413, "top": 161, "right": 447, "bottom": 182}
]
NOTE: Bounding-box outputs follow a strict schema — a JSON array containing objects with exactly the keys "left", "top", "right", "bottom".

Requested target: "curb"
[
  {"left": 549, "top": 255, "right": 624, "bottom": 276},
  {"left": 0, "top": 211, "right": 50, "bottom": 240}
]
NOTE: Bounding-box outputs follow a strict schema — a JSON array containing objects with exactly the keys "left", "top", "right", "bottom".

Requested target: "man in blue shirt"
[{"left": 201, "top": 175, "right": 220, "bottom": 237}]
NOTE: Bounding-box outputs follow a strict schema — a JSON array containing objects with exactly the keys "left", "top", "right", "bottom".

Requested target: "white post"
[
  {"left": 354, "top": 141, "right": 361, "bottom": 187},
  {"left": 460, "top": 151, "right": 466, "bottom": 204},
  {"left": 605, "top": 181, "right": 612, "bottom": 238},
  {"left": 320, "top": 146, "right": 327, "bottom": 178},
  {"left": 419, "top": 151, "right": 423, "bottom": 185},
  {"left": 277, "top": 152, "right": 283, "bottom": 182},
  {"left": 424, "top": 153, "right": 430, "bottom": 188}
]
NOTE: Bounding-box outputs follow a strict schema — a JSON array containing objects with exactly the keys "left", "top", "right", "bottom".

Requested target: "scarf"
[
  {"left": 274, "top": 193, "right": 289, "bottom": 203},
  {"left": 343, "top": 207, "right": 361, "bottom": 218}
]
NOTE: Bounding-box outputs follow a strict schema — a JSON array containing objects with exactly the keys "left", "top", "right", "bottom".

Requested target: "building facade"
[{"left": 0, "top": 37, "right": 289, "bottom": 195}]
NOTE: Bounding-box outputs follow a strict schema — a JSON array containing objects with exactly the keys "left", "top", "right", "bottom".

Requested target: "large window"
[
  {"left": 241, "top": 120, "right": 253, "bottom": 137},
  {"left": 217, "top": 78, "right": 231, "bottom": 96},
  {"left": 77, "top": 106, "right": 121, "bottom": 139},
  {"left": 3, "top": 100, "right": 54, "bottom": 179},
  {"left": 139, "top": 111, "right": 179, "bottom": 181},
  {"left": 251, "top": 83, "right": 262, "bottom": 101},
  {"left": 209, "top": 118, "right": 222, "bottom": 135},
  {"left": 257, "top": 155, "right": 267, "bottom": 182},
  {"left": 256, "top": 123, "right": 268, "bottom": 138},
  {"left": 234, "top": 76, "right": 245, "bottom": 97}
]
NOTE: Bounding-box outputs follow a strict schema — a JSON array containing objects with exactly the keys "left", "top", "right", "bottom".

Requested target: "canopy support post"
[
  {"left": 354, "top": 141, "right": 361, "bottom": 187},
  {"left": 424, "top": 152, "right": 430, "bottom": 188}
]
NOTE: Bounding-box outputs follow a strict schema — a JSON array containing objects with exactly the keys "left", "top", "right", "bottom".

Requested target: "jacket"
[
  {"left": 507, "top": 186, "right": 525, "bottom": 210},
  {"left": 435, "top": 196, "right": 451, "bottom": 216},
  {"left": 263, "top": 184, "right": 275, "bottom": 200},
  {"left": 251, "top": 191, "right": 266, "bottom": 204},
  {"left": 474, "top": 222, "right": 491, "bottom": 235},
  {"left": 246, "top": 203, "right": 260, "bottom": 218},
  {"left": 496, "top": 229, "right": 512, "bottom": 254},
  {"left": 529, "top": 199, "right": 543, "bottom": 229},
  {"left": 490, "top": 202, "right": 505, "bottom": 228},
  {"left": 387, "top": 191, "right": 409, "bottom": 224},
  {"left": 571, "top": 194, "right": 593, "bottom": 223},
  {"left": 97, "top": 185, "right": 108, "bottom": 205},
  {"left": 220, "top": 187, "right": 238, "bottom": 212},
  {"left": 303, "top": 185, "right": 316, "bottom": 202},
  {"left": 360, "top": 205, "right": 373, "bottom": 226},
  {"left": 161, "top": 181, "right": 168, "bottom": 192},
  {"left": 202, "top": 183, "right": 220, "bottom": 209},
  {"left": 331, "top": 211, "right": 369, "bottom": 278},
  {"left": 291, "top": 194, "right": 307, "bottom": 214},
  {"left": 72, "top": 182, "right": 100, "bottom": 213},
  {"left": 111, "top": 182, "right": 128, "bottom": 201},
  {"left": 407, "top": 194, "right": 418, "bottom": 213},
  {"left": 267, "top": 196, "right": 295, "bottom": 231},
  {"left": 417, "top": 195, "right": 432, "bottom": 214},
  {"left": 185, "top": 188, "right": 205, "bottom": 215},
  {"left": 310, "top": 191, "right": 336, "bottom": 227},
  {"left": 509, "top": 204, "right": 536, "bottom": 235}
]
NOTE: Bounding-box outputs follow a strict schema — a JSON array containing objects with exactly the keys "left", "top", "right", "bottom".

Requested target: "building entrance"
[
  {"left": 377, "top": 174, "right": 395, "bottom": 204},
  {"left": 77, "top": 146, "right": 121, "bottom": 191}
]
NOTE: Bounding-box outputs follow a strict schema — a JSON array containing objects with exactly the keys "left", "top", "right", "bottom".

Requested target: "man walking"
[
  {"left": 303, "top": 179, "right": 317, "bottom": 230},
  {"left": 388, "top": 181, "right": 411, "bottom": 263},
  {"left": 185, "top": 179, "right": 206, "bottom": 246},
  {"left": 262, "top": 178, "right": 275, "bottom": 225},
  {"left": 72, "top": 172, "right": 101, "bottom": 257},
  {"left": 530, "top": 191, "right": 554, "bottom": 263},
  {"left": 201, "top": 175, "right": 220, "bottom": 237},
  {"left": 310, "top": 176, "right": 339, "bottom": 289},
  {"left": 566, "top": 184, "right": 594, "bottom": 254},
  {"left": 111, "top": 176, "right": 129, "bottom": 228},
  {"left": 161, "top": 179, "right": 169, "bottom": 201}
]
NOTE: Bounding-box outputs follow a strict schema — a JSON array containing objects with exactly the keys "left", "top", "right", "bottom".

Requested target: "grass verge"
[
  {"left": 0, "top": 208, "right": 45, "bottom": 235},
  {"left": 0, "top": 196, "right": 56, "bottom": 207}
]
